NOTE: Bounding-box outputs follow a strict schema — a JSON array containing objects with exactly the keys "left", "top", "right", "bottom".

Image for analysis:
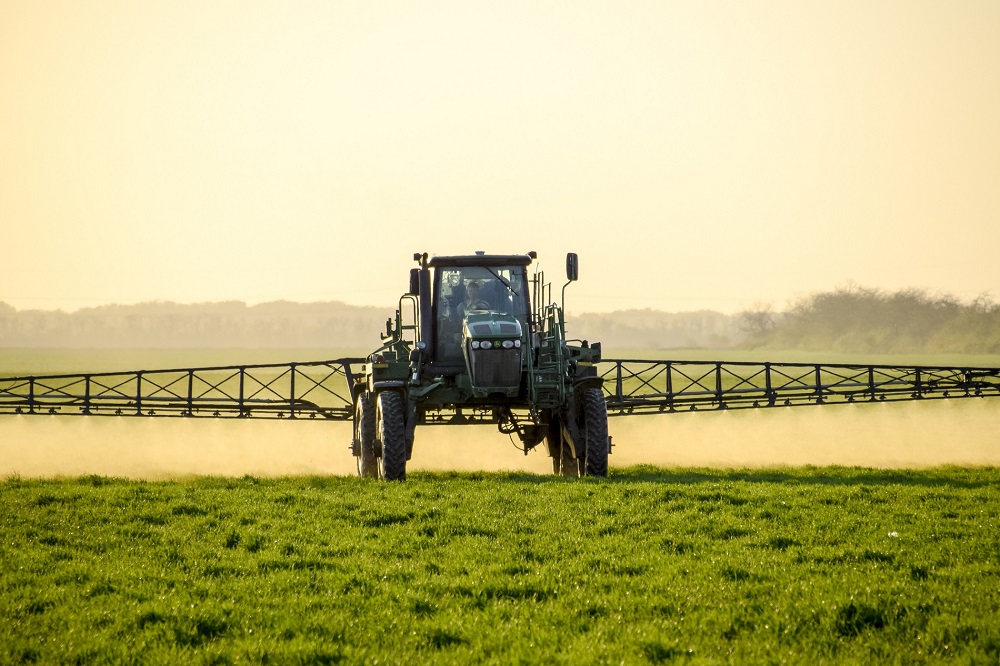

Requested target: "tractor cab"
[{"left": 424, "top": 254, "right": 532, "bottom": 394}]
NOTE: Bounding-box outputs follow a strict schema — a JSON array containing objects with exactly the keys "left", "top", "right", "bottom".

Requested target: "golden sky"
[{"left": 2, "top": 1, "right": 998, "bottom": 313}]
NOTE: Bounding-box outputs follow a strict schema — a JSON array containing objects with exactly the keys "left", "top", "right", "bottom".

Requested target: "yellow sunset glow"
[{"left": 2, "top": 1, "right": 998, "bottom": 313}]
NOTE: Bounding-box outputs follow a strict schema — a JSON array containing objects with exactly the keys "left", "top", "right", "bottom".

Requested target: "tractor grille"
[{"left": 470, "top": 348, "right": 521, "bottom": 388}]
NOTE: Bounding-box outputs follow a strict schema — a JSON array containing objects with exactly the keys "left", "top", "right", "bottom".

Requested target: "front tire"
[
  {"left": 580, "top": 387, "right": 609, "bottom": 477},
  {"left": 377, "top": 391, "right": 407, "bottom": 481},
  {"left": 354, "top": 391, "right": 378, "bottom": 478}
]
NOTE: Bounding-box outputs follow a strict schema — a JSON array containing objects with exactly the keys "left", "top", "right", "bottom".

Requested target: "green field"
[{"left": 3, "top": 467, "right": 999, "bottom": 664}]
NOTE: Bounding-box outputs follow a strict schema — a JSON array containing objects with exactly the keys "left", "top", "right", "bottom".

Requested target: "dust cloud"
[
  {"left": 0, "top": 418, "right": 552, "bottom": 479},
  {"left": 0, "top": 400, "right": 997, "bottom": 479},
  {"left": 609, "top": 400, "right": 1000, "bottom": 468}
]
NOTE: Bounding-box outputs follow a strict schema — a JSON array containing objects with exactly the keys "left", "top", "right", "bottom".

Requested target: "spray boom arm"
[{"left": 2, "top": 358, "right": 997, "bottom": 421}]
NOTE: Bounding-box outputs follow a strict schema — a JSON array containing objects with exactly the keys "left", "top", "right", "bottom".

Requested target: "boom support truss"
[
  {"left": 0, "top": 359, "right": 364, "bottom": 420},
  {"left": 601, "top": 359, "right": 1000, "bottom": 414},
  {"left": 1, "top": 359, "right": 998, "bottom": 420}
]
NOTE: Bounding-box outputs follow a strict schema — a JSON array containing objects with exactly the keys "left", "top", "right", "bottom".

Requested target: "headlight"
[
  {"left": 501, "top": 340, "right": 514, "bottom": 349},
  {"left": 515, "top": 339, "right": 521, "bottom": 348},
  {"left": 471, "top": 340, "right": 480, "bottom": 349},
  {"left": 480, "top": 340, "right": 492, "bottom": 350}
]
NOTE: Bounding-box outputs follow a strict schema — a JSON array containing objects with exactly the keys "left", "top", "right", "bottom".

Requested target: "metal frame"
[
  {"left": 600, "top": 359, "right": 1000, "bottom": 415},
  {"left": 2, "top": 358, "right": 998, "bottom": 420},
  {"left": 0, "top": 359, "right": 365, "bottom": 420}
]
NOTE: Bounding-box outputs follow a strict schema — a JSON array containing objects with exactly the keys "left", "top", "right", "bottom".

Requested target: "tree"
[{"left": 736, "top": 302, "right": 775, "bottom": 339}]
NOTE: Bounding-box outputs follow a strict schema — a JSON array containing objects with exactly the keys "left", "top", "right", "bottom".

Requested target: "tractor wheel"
[
  {"left": 354, "top": 391, "right": 377, "bottom": 478},
  {"left": 377, "top": 391, "right": 407, "bottom": 481},
  {"left": 580, "top": 387, "right": 609, "bottom": 477}
]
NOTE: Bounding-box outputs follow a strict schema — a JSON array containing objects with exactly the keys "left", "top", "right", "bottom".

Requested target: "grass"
[{"left": 3, "top": 467, "right": 999, "bottom": 664}]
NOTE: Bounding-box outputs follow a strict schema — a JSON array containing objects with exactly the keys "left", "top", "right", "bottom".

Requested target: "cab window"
[{"left": 433, "top": 266, "right": 528, "bottom": 363}]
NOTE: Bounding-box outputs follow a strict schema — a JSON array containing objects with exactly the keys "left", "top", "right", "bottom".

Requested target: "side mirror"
[
  {"left": 409, "top": 268, "right": 420, "bottom": 295},
  {"left": 566, "top": 253, "right": 579, "bottom": 282}
]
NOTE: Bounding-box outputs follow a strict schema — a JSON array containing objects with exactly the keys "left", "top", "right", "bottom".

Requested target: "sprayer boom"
[{"left": 2, "top": 358, "right": 997, "bottom": 420}]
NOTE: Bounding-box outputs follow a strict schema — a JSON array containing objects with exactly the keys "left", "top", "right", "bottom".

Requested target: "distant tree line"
[
  {"left": 0, "top": 301, "right": 392, "bottom": 349},
  {"left": 738, "top": 286, "right": 1000, "bottom": 354},
  {"left": 571, "top": 309, "right": 742, "bottom": 350},
  {"left": 0, "top": 301, "right": 745, "bottom": 350},
  {"left": 3, "top": 287, "right": 997, "bottom": 353}
]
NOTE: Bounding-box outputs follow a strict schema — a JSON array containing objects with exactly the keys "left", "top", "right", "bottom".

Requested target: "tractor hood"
[
  {"left": 463, "top": 311, "right": 523, "bottom": 342},
  {"left": 462, "top": 312, "right": 524, "bottom": 396}
]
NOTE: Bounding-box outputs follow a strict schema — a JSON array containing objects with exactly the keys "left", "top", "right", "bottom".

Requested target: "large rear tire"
[
  {"left": 580, "top": 387, "right": 609, "bottom": 477},
  {"left": 377, "top": 391, "right": 407, "bottom": 481},
  {"left": 354, "top": 391, "right": 378, "bottom": 478}
]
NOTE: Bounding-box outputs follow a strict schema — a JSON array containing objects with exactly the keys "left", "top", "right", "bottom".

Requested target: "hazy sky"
[{"left": 2, "top": 1, "right": 998, "bottom": 314}]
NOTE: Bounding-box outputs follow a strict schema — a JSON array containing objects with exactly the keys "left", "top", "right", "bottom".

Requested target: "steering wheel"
[{"left": 468, "top": 299, "right": 491, "bottom": 311}]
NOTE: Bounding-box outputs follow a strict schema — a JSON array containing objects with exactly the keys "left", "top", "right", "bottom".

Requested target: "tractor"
[{"left": 352, "top": 251, "right": 608, "bottom": 480}]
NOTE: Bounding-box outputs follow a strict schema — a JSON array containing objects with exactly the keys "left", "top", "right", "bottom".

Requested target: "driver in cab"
[{"left": 458, "top": 280, "right": 491, "bottom": 317}]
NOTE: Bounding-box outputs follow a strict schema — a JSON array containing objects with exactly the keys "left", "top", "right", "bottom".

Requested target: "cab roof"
[{"left": 428, "top": 254, "right": 533, "bottom": 268}]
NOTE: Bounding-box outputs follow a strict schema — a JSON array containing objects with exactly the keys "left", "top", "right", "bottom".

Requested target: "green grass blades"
[{"left": 3, "top": 468, "right": 999, "bottom": 664}]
